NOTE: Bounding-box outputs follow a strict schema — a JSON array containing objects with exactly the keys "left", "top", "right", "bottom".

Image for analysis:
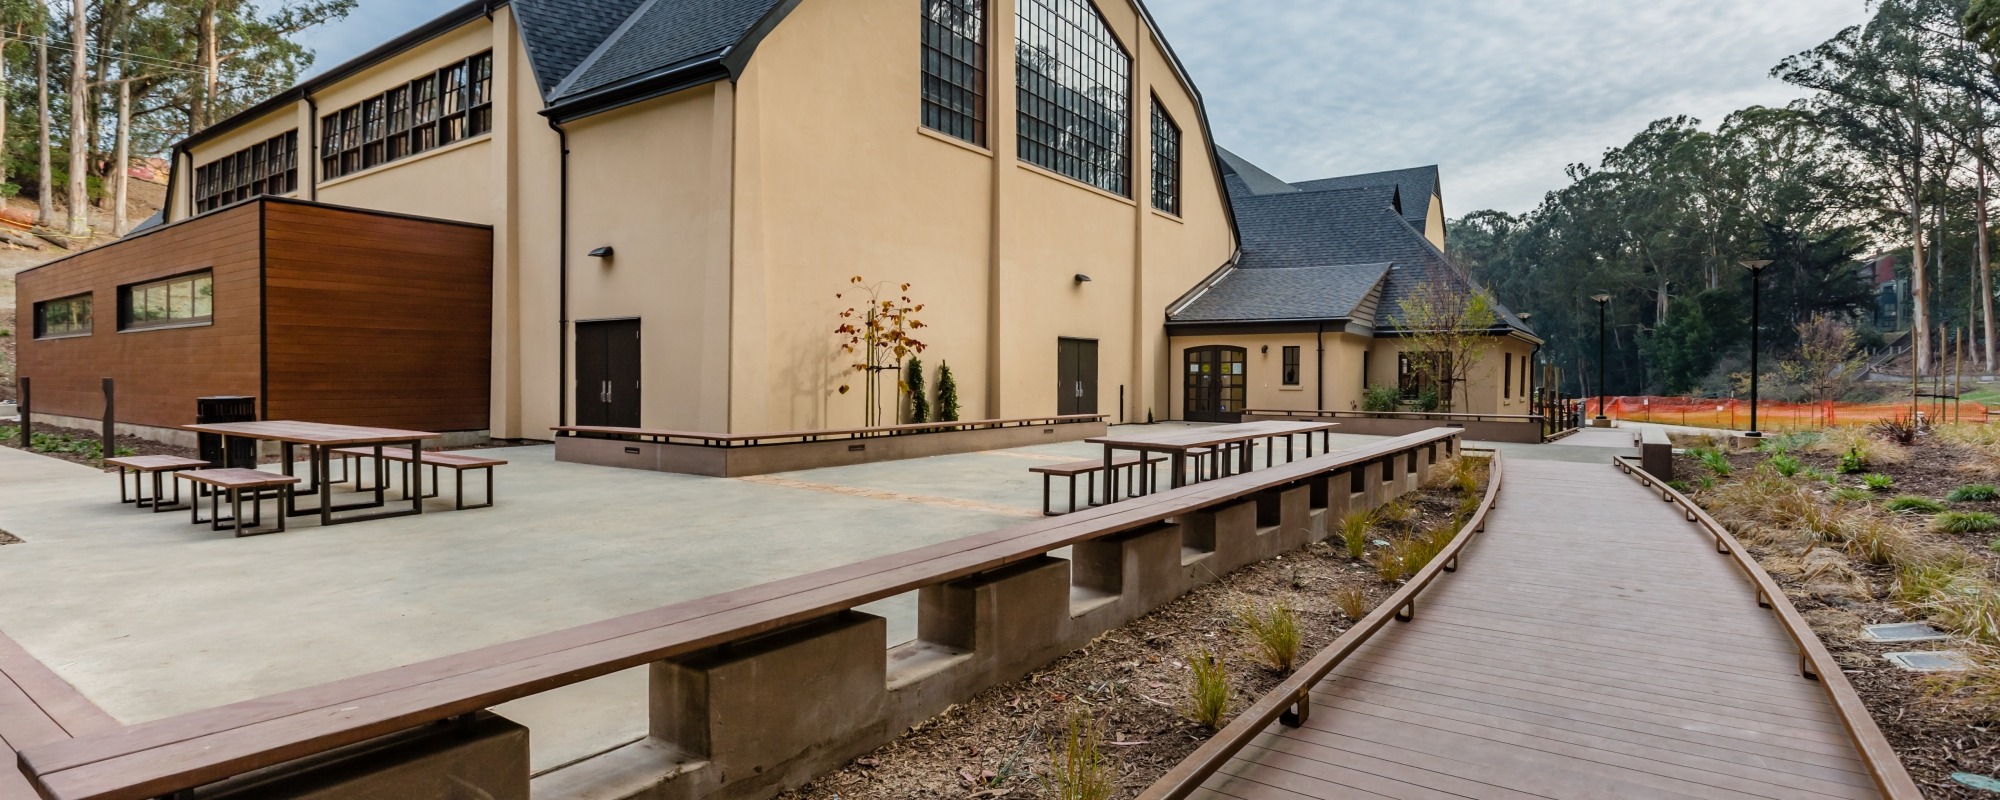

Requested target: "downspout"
[
  {"left": 551, "top": 119, "right": 570, "bottom": 427},
  {"left": 304, "top": 93, "right": 318, "bottom": 200},
  {"left": 1315, "top": 322, "right": 1325, "bottom": 410}
]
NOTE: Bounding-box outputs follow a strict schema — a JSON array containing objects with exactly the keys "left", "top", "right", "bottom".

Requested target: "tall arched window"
[
  {"left": 1016, "top": 0, "right": 1131, "bottom": 196},
  {"left": 921, "top": 0, "right": 986, "bottom": 146}
]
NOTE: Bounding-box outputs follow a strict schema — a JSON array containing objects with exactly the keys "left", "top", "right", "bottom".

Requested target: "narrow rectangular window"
[
  {"left": 1282, "top": 346, "right": 1300, "bottom": 386},
  {"left": 439, "top": 62, "right": 468, "bottom": 145},
  {"left": 386, "top": 87, "right": 412, "bottom": 161},
  {"left": 920, "top": 0, "right": 986, "bottom": 146},
  {"left": 1150, "top": 97, "right": 1180, "bottom": 215},
  {"left": 1504, "top": 352, "right": 1513, "bottom": 398},
  {"left": 1016, "top": 0, "right": 1131, "bottom": 196},
  {"left": 467, "top": 52, "right": 493, "bottom": 136},
  {"left": 120, "top": 271, "right": 213, "bottom": 331},
  {"left": 361, "top": 96, "right": 387, "bottom": 168},
  {"left": 33, "top": 293, "right": 91, "bottom": 339},
  {"left": 412, "top": 75, "right": 440, "bottom": 153}
]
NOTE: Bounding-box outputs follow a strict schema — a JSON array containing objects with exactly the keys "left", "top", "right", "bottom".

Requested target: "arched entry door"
[{"left": 1184, "top": 346, "right": 1246, "bottom": 422}]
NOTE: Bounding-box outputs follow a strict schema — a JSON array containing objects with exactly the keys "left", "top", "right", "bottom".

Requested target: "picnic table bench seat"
[
  {"left": 104, "top": 455, "right": 212, "bottom": 512},
  {"left": 175, "top": 469, "right": 300, "bottom": 536},
  {"left": 1030, "top": 452, "right": 1168, "bottom": 516},
  {"left": 330, "top": 447, "right": 506, "bottom": 510}
]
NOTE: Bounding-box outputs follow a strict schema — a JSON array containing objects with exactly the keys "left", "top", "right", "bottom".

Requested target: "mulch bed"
[
  {"left": 780, "top": 471, "right": 1483, "bottom": 800},
  {"left": 1676, "top": 440, "right": 2000, "bottom": 798}
]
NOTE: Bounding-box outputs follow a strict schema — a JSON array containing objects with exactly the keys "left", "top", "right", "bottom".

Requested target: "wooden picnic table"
[
  {"left": 180, "top": 421, "right": 440, "bottom": 527},
  {"left": 1085, "top": 421, "right": 1339, "bottom": 504}
]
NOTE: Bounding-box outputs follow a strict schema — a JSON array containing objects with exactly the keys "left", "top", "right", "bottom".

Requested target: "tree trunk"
[
  {"left": 1912, "top": 189, "right": 1931, "bottom": 376},
  {"left": 35, "top": 33, "right": 52, "bottom": 228},
  {"left": 66, "top": 0, "right": 89, "bottom": 238},
  {"left": 196, "top": 0, "right": 218, "bottom": 130},
  {"left": 1983, "top": 156, "right": 1996, "bottom": 372},
  {"left": 112, "top": 79, "right": 128, "bottom": 236},
  {"left": 0, "top": 32, "right": 10, "bottom": 190}
]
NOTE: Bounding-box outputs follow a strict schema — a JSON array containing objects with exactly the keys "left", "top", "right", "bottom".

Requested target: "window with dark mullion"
[
  {"left": 1282, "top": 346, "right": 1300, "bottom": 386},
  {"left": 411, "top": 75, "right": 440, "bottom": 153},
  {"left": 1150, "top": 97, "right": 1180, "bottom": 215},
  {"left": 468, "top": 52, "right": 493, "bottom": 136},
  {"left": 192, "top": 131, "right": 298, "bottom": 214},
  {"left": 311, "top": 50, "right": 492, "bottom": 184},
  {"left": 1015, "top": 0, "right": 1130, "bottom": 196},
  {"left": 361, "top": 96, "right": 386, "bottom": 168},
  {"left": 920, "top": 0, "right": 985, "bottom": 146},
  {"left": 386, "top": 87, "right": 412, "bottom": 160}
]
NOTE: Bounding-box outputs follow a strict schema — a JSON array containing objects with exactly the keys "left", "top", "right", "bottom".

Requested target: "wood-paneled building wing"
[{"left": 15, "top": 198, "right": 493, "bottom": 433}]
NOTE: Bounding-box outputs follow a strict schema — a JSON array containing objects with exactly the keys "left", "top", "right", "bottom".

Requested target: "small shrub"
[
  {"left": 1872, "top": 413, "right": 1923, "bottom": 446},
  {"left": 1362, "top": 383, "right": 1399, "bottom": 413},
  {"left": 1830, "top": 487, "right": 1873, "bottom": 504},
  {"left": 1839, "top": 448, "right": 1866, "bottom": 474},
  {"left": 1375, "top": 500, "right": 1413, "bottom": 524},
  {"left": 1693, "top": 448, "right": 1732, "bottom": 477},
  {"left": 1668, "top": 480, "right": 1692, "bottom": 493},
  {"left": 1863, "top": 473, "right": 1896, "bottom": 492},
  {"left": 1411, "top": 386, "right": 1442, "bottom": 413},
  {"left": 1885, "top": 496, "right": 1948, "bottom": 514},
  {"left": 1759, "top": 432, "right": 1821, "bottom": 455},
  {"left": 1769, "top": 454, "right": 1803, "bottom": 477},
  {"left": 1336, "top": 510, "right": 1372, "bottom": 559},
  {"left": 1847, "top": 517, "right": 1910, "bottom": 565},
  {"left": 1332, "top": 585, "right": 1370, "bottom": 619},
  {"left": 1043, "top": 709, "right": 1114, "bottom": 800},
  {"left": 1184, "top": 648, "right": 1229, "bottom": 729},
  {"left": 1370, "top": 543, "right": 1408, "bottom": 583},
  {"left": 904, "top": 357, "right": 928, "bottom": 424},
  {"left": 1236, "top": 599, "right": 1302, "bottom": 673},
  {"left": 1951, "top": 485, "right": 2000, "bottom": 503},
  {"left": 1936, "top": 511, "right": 2000, "bottom": 534},
  {"left": 934, "top": 361, "right": 961, "bottom": 422},
  {"left": 1894, "top": 552, "right": 1983, "bottom": 604},
  {"left": 1800, "top": 466, "right": 1836, "bottom": 485},
  {"left": 1930, "top": 588, "right": 2000, "bottom": 647}
]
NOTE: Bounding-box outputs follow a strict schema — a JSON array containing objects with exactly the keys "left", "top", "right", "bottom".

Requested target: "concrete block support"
[
  {"left": 652, "top": 612, "right": 887, "bottom": 795},
  {"left": 1180, "top": 500, "right": 1258, "bottom": 578},
  {"left": 207, "top": 712, "right": 529, "bottom": 800},
  {"left": 1255, "top": 485, "right": 1312, "bottom": 553},
  {"left": 917, "top": 556, "right": 1071, "bottom": 686}
]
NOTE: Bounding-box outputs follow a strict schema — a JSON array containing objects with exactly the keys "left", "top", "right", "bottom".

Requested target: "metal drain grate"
[
  {"left": 1884, "top": 651, "right": 1975, "bottom": 672},
  {"left": 1863, "top": 623, "right": 1950, "bottom": 643}
]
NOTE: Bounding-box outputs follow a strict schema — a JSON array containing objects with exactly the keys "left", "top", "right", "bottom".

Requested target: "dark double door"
[
  {"left": 1184, "top": 345, "right": 1246, "bottom": 422},
  {"left": 576, "top": 319, "right": 641, "bottom": 427},
  {"left": 1057, "top": 338, "right": 1098, "bottom": 416}
]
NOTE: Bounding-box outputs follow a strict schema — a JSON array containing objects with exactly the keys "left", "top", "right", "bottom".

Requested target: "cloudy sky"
[{"left": 296, "top": 0, "right": 1874, "bottom": 215}]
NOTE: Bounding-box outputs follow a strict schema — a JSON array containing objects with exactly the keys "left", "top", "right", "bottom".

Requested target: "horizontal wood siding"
[
  {"left": 14, "top": 204, "right": 263, "bottom": 428},
  {"left": 261, "top": 201, "right": 492, "bottom": 431}
]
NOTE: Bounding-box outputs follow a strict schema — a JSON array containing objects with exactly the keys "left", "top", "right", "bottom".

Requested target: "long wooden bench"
[
  {"left": 1, "top": 631, "right": 117, "bottom": 800},
  {"left": 175, "top": 469, "right": 301, "bottom": 537},
  {"left": 103, "top": 455, "right": 211, "bottom": 513},
  {"left": 19, "top": 429, "right": 1463, "bottom": 800},
  {"left": 1030, "top": 452, "right": 1168, "bottom": 515},
  {"left": 330, "top": 447, "right": 505, "bottom": 510}
]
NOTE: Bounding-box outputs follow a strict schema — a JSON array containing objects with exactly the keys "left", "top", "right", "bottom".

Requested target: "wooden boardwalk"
[{"left": 1199, "top": 459, "right": 1883, "bottom": 800}]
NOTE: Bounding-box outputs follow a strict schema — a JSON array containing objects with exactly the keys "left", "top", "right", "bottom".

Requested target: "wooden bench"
[
  {"left": 1030, "top": 452, "right": 1168, "bottom": 515},
  {"left": 175, "top": 469, "right": 301, "bottom": 536},
  {"left": 103, "top": 455, "right": 211, "bottom": 513},
  {"left": 331, "top": 447, "right": 506, "bottom": 510}
]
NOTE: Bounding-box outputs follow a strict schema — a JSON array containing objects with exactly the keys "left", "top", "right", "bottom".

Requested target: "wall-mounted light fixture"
[
  {"left": 588, "top": 246, "right": 614, "bottom": 259},
  {"left": 1260, "top": 345, "right": 1269, "bottom": 354},
  {"left": 1074, "top": 273, "right": 1092, "bottom": 283}
]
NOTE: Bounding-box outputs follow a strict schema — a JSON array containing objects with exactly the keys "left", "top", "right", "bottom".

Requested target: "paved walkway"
[{"left": 1201, "top": 458, "right": 1881, "bottom": 800}]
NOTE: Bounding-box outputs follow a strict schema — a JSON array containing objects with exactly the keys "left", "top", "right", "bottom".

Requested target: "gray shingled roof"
[
  {"left": 1216, "top": 147, "right": 1298, "bottom": 197},
  {"left": 1172, "top": 264, "right": 1389, "bottom": 323},
  {"left": 547, "top": 0, "right": 782, "bottom": 101},
  {"left": 1209, "top": 152, "right": 1531, "bottom": 337},
  {"left": 1294, "top": 165, "right": 1439, "bottom": 229},
  {"left": 513, "top": 0, "right": 653, "bottom": 96}
]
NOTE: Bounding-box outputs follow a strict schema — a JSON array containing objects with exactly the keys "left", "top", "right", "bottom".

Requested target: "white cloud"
[{"left": 1147, "top": 0, "right": 1873, "bottom": 213}]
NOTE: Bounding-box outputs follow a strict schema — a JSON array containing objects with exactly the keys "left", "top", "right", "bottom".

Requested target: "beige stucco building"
[
  {"left": 37, "top": 0, "right": 1535, "bottom": 440},
  {"left": 143, "top": 0, "right": 1238, "bottom": 440}
]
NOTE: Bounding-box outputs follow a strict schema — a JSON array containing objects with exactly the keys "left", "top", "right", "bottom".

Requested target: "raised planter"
[
  {"left": 552, "top": 416, "right": 1110, "bottom": 477},
  {"left": 1243, "top": 409, "right": 1547, "bottom": 443}
]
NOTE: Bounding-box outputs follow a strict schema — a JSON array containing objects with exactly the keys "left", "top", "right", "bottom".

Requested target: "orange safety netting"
[{"left": 1586, "top": 396, "right": 1989, "bottom": 431}]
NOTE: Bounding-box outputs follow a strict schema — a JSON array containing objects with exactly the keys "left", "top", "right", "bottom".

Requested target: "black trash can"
[{"left": 196, "top": 396, "right": 258, "bottom": 468}]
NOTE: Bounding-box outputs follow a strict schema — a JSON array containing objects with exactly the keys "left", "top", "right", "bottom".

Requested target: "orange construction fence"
[{"left": 1588, "top": 396, "right": 1989, "bottom": 431}]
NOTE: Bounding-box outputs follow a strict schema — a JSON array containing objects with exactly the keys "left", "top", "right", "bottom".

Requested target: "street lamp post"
[
  {"left": 1591, "top": 293, "right": 1611, "bottom": 426},
  {"left": 1741, "top": 260, "right": 1772, "bottom": 437}
]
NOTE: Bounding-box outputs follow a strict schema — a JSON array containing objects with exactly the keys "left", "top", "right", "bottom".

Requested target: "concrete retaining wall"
[
  {"left": 1243, "top": 413, "right": 1542, "bottom": 444},
  {"left": 555, "top": 420, "right": 1110, "bottom": 477},
  {"left": 533, "top": 438, "right": 1450, "bottom": 800}
]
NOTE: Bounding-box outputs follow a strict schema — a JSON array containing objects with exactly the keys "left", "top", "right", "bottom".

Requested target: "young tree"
[
  {"left": 905, "top": 357, "right": 929, "bottom": 424},
  {"left": 935, "top": 361, "right": 961, "bottom": 422},
  {"left": 1393, "top": 272, "right": 1500, "bottom": 412},
  {"left": 1778, "top": 313, "right": 1870, "bottom": 405},
  {"left": 834, "top": 277, "right": 929, "bottom": 427},
  {"left": 34, "top": 24, "right": 50, "bottom": 228},
  {"left": 65, "top": 0, "right": 87, "bottom": 237}
]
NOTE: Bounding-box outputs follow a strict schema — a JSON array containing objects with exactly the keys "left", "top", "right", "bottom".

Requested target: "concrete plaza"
[{"left": 0, "top": 424, "right": 1635, "bottom": 772}]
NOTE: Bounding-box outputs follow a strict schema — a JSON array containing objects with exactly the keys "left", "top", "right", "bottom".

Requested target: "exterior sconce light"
[
  {"left": 1074, "top": 273, "right": 1092, "bottom": 283},
  {"left": 588, "top": 246, "right": 614, "bottom": 259},
  {"left": 1260, "top": 345, "right": 1269, "bottom": 354}
]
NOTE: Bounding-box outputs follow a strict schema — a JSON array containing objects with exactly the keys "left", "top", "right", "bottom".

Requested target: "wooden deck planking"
[{"left": 1204, "top": 459, "right": 1881, "bottom": 800}]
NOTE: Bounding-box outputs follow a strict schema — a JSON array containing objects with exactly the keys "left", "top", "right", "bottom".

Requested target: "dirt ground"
[
  {"left": 780, "top": 465, "right": 1485, "bottom": 800},
  {"left": 0, "top": 180, "right": 167, "bottom": 403},
  {"left": 1677, "top": 440, "right": 2000, "bottom": 798}
]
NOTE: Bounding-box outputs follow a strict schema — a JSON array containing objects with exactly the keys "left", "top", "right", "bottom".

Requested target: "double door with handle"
[
  {"left": 575, "top": 319, "right": 642, "bottom": 427},
  {"left": 1057, "top": 337, "right": 1098, "bottom": 417}
]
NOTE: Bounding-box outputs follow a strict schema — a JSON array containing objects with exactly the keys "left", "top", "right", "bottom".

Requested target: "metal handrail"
[
  {"left": 1136, "top": 449, "right": 1504, "bottom": 800},
  {"left": 1613, "top": 456, "right": 1923, "bottom": 800}
]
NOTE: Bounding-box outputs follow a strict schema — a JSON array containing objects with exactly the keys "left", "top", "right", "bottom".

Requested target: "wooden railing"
[
  {"left": 1136, "top": 448, "right": 1504, "bottom": 800},
  {"left": 551, "top": 414, "right": 1106, "bottom": 448},
  {"left": 1245, "top": 408, "right": 1543, "bottom": 424},
  {"left": 19, "top": 429, "right": 1467, "bottom": 800},
  {"left": 1613, "top": 455, "right": 1924, "bottom": 800}
]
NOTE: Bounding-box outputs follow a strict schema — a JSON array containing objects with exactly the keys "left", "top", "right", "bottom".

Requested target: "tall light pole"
[
  {"left": 1592, "top": 293, "right": 1611, "bottom": 426},
  {"left": 1741, "top": 260, "right": 1772, "bottom": 437}
]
